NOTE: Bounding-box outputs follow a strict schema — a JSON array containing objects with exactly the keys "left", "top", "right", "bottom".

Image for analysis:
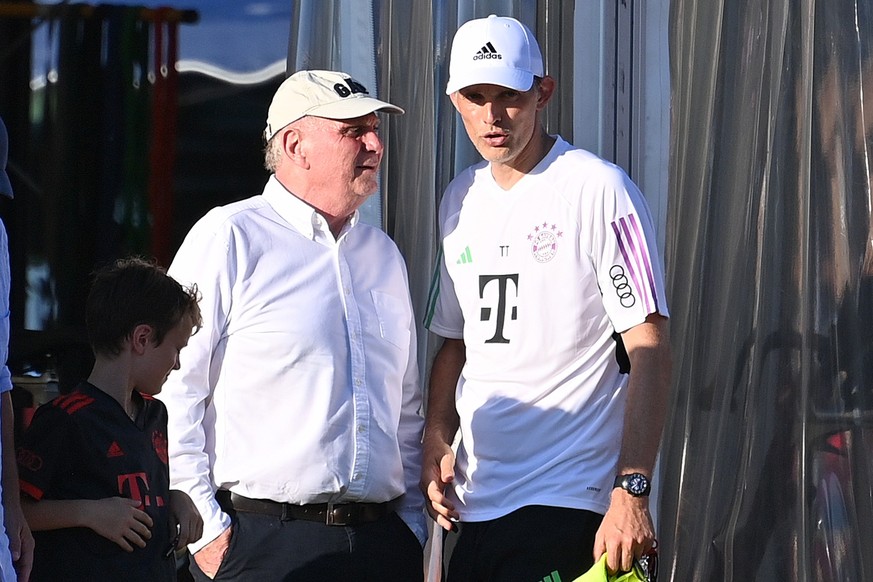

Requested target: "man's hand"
[
  {"left": 419, "top": 438, "right": 459, "bottom": 531},
  {"left": 420, "top": 337, "right": 465, "bottom": 532},
  {"left": 193, "top": 525, "right": 233, "bottom": 579},
  {"left": 5, "top": 501, "right": 33, "bottom": 582},
  {"left": 87, "top": 497, "right": 153, "bottom": 552},
  {"left": 593, "top": 489, "right": 656, "bottom": 573}
]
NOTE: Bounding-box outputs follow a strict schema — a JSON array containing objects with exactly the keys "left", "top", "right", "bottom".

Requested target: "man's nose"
[
  {"left": 362, "top": 130, "right": 383, "bottom": 153},
  {"left": 483, "top": 101, "right": 502, "bottom": 124}
]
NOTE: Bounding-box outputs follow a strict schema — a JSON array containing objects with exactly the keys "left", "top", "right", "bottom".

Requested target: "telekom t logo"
[
  {"left": 479, "top": 274, "right": 519, "bottom": 344},
  {"left": 118, "top": 472, "right": 165, "bottom": 507}
]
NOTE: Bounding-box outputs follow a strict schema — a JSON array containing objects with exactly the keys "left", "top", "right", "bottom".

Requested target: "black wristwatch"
[{"left": 613, "top": 473, "right": 651, "bottom": 497}]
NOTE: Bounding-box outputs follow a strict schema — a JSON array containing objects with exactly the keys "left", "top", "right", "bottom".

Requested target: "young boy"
[{"left": 15, "top": 257, "right": 204, "bottom": 581}]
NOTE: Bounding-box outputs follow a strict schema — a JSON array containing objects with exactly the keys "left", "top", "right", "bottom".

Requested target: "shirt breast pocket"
[{"left": 371, "top": 290, "right": 411, "bottom": 350}]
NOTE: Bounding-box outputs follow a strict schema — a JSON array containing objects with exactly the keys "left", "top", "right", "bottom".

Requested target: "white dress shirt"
[{"left": 159, "top": 176, "right": 425, "bottom": 551}]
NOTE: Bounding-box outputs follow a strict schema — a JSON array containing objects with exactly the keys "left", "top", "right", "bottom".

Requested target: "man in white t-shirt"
[{"left": 421, "top": 15, "right": 671, "bottom": 581}]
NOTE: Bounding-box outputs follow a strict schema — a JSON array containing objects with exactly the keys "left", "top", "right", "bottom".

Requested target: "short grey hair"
[{"left": 263, "top": 133, "right": 283, "bottom": 172}]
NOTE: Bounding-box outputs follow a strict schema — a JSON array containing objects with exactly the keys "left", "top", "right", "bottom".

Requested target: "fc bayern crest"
[
  {"left": 152, "top": 430, "right": 169, "bottom": 464},
  {"left": 528, "top": 222, "right": 562, "bottom": 263}
]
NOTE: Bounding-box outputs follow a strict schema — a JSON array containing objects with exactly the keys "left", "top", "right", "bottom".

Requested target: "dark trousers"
[
  {"left": 446, "top": 505, "right": 604, "bottom": 582},
  {"left": 189, "top": 510, "right": 423, "bottom": 582}
]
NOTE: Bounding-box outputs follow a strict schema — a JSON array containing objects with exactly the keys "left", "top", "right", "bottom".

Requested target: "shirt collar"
[{"left": 263, "top": 175, "right": 359, "bottom": 241}]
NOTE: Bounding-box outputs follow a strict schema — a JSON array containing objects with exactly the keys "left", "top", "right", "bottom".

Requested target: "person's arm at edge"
[
  {"left": 419, "top": 337, "right": 464, "bottom": 531},
  {"left": 594, "top": 313, "right": 671, "bottom": 573},
  {"left": 1, "top": 391, "right": 32, "bottom": 581},
  {"left": 0, "top": 220, "right": 30, "bottom": 580}
]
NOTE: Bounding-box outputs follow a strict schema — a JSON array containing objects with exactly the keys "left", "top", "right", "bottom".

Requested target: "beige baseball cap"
[{"left": 264, "top": 70, "right": 404, "bottom": 140}]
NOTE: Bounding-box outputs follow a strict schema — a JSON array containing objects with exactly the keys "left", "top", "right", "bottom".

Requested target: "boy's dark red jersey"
[{"left": 17, "top": 382, "right": 175, "bottom": 581}]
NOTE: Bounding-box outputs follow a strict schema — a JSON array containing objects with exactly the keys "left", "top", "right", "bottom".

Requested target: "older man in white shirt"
[{"left": 159, "top": 70, "right": 425, "bottom": 581}]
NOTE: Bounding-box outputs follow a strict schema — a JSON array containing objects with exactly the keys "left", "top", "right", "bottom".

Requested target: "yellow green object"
[{"left": 571, "top": 554, "right": 648, "bottom": 582}]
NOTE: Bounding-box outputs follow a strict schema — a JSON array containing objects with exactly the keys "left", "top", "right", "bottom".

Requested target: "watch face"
[
  {"left": 614, "top": 472, "right": 651, "bottom": 496},
  {"left": 627, "top": 474, "right": 648, "bottom": 495}
]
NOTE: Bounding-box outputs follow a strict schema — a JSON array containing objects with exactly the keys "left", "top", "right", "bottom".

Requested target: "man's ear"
[
  {"left": 449, "top": 91, "right": 461, "bottom": 112},
  {"left": 130, "top": 324, "right": 153, "bottom": 355},
  {"left": 535, "top": 76, "right": 556, "bottom": 110},
  {"left": 281, "top": 126, "right": 310, "bottom": 170}
]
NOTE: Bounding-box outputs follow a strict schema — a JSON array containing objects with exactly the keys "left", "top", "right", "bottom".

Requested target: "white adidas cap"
[
  {"left": 264, "top": 70, "right": 404, "bottom": 141},
  {"left": 445, "top": 14, "right": 544, "bottom": 95}
]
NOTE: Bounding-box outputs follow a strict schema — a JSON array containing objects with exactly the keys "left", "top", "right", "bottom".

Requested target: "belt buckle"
[{"left": 325, "top": 502, "right": 344, "bottom": 526}]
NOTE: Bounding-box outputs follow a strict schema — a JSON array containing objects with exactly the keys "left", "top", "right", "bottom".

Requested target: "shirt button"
[
  {"left": 357, "top": 424, "right": 365, "bottom": 433},
  {"left": 353, "top": 473, "right": 362, "bottom": 481},
  {"left": 354, "top": 378, "right": 362, "bottom": 387}
]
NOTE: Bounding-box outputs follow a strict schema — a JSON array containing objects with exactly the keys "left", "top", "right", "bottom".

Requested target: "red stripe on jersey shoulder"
[
  {"left": 140, "top": 393, "right": 156, "bottom": 401},
  {"left": 53, "top": 392, "right": 96, "bottom": 415},
  {"left": 19, "top": 480, "right": 44, "bottom": 501}
]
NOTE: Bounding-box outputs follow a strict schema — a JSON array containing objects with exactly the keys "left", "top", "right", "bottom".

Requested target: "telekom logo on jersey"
[
  {"left": 118, "top": 472, "right": 165, "bottom": 507},
  {"left": 479, "top": 274, "right": 519, "bottom": 344}
]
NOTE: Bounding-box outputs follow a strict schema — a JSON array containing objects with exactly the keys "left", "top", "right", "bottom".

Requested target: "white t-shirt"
[{"left": 426, "top": 136, "right": 669, "bottom": 522}]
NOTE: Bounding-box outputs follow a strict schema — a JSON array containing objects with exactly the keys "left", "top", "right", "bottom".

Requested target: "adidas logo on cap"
[{"left": 473, "top": 42, "right": 502, "bottom": 61}]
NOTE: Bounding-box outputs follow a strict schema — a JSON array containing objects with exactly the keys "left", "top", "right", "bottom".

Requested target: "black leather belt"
[{"left": 223, "top": 491, "right": 398, "bottom": 526}]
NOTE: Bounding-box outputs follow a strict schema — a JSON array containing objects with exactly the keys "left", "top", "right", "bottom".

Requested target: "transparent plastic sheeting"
[
  {"left": 662, "top": 1, "right": 873, "bottom": 580},
  {"left": 286, "top": 0, "right": 545, "bottom": 376}
]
